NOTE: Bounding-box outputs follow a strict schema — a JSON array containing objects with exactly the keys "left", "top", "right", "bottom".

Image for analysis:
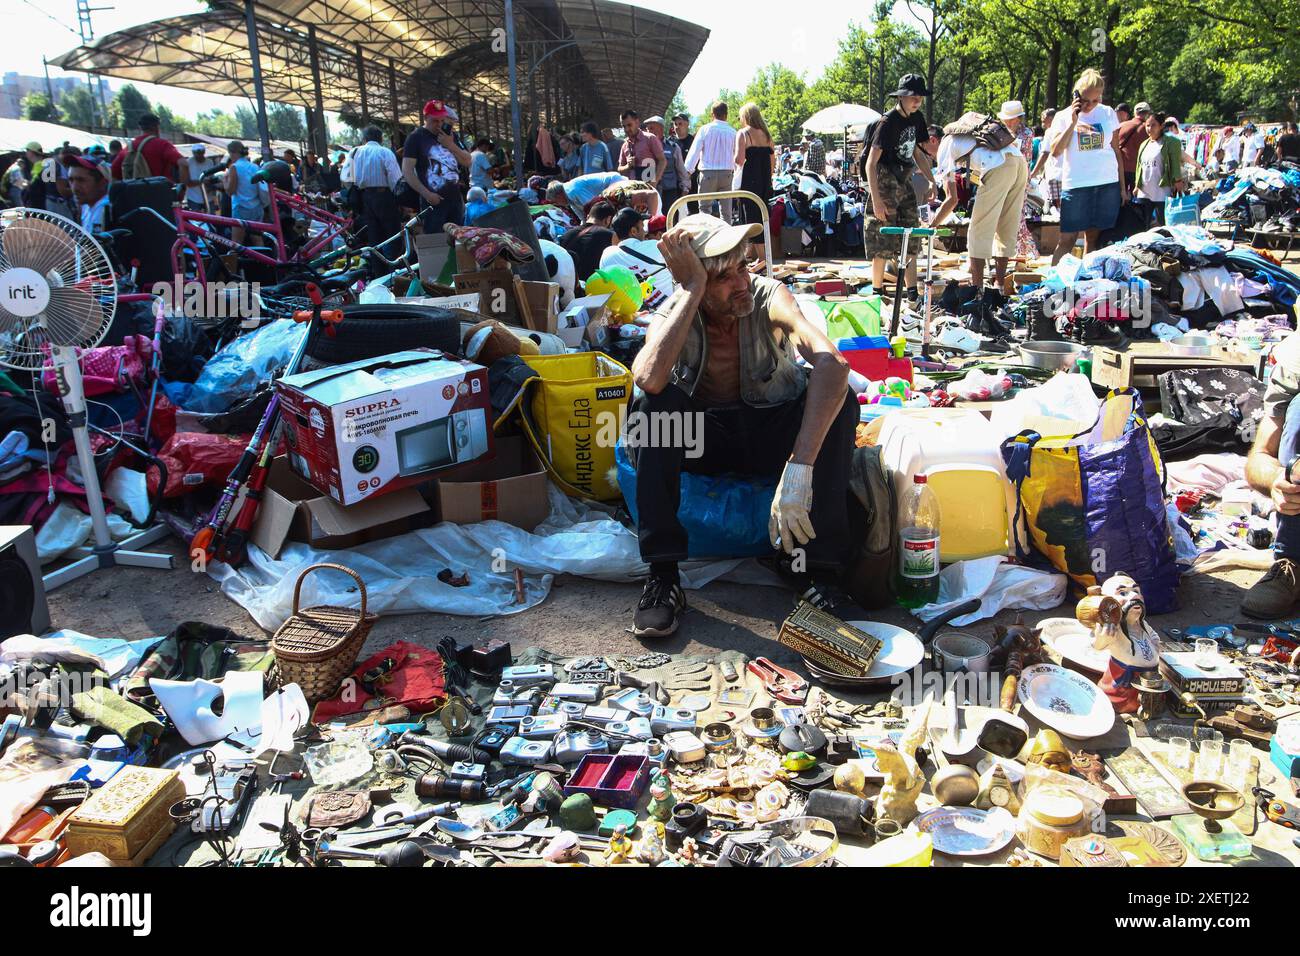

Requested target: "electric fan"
[{"left": 0, "top": 207, "right": 174, "bottom": 588}]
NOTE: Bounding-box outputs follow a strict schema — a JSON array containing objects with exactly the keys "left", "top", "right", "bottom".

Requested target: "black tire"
[{"left": 302, "top": 303, "right": 462, "bottom": 368}]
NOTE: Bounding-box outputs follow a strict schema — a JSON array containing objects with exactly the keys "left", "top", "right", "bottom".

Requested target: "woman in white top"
[
  {"left": 1045, "top": 69, "right": 1127, "bottom": 263},
  {"left": 1133, "top": 111, "right": 1187, "bottom": 229}
]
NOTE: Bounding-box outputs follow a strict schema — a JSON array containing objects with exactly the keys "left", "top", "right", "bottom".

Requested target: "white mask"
[{"left": 150, "top": 671, "right": 265, "bottom": 746}]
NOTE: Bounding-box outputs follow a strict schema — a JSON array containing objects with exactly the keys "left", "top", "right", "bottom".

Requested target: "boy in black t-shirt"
[{"left": 862, "top": 74, "right": 937, "bottom": 302}]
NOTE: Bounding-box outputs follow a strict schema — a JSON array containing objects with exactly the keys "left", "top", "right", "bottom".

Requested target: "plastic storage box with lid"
[{"left": 877, "top": 407, "right": 1017, "bottom": 562}]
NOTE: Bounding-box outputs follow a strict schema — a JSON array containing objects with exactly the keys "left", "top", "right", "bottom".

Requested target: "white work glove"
[{"left": 769, "top": 462, "right": 816, "bottom": 554}]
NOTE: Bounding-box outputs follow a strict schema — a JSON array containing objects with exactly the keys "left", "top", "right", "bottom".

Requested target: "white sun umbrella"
[{"left": 802, "top": 103, "right": 883, "bottom": 133}]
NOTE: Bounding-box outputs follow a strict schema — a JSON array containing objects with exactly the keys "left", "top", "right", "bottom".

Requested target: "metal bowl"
[
  {"left": 1169, "top": 333, "right": 1214, "bottom": 357},
  {"left": 1017, "top": 340, "right": 1089, "bottom": 373}
]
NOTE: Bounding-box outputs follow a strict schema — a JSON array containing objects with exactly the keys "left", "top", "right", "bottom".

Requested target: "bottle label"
[{"left": 900, "top": 536, "right": 939, "bottom": 579}]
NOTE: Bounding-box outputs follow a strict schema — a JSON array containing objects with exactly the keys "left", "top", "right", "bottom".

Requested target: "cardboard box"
[
  {"left": 1091, "top": 342, "right": 1256, "bottom": 391},
  {"left": 277, "top": 349, "right": 493, "bottom": 506},
  {"left": 454, "top": 266, "right": 520, "bottom": 324},
  {"left": 557, "top": 293, "right": 612, "bottom": 349},
  {"left": 435, "top": 435, "right": 550, "bottom": 531},
  {"left": 251, "top": 457, "right": 433, "bottom": 558},
  {"left": 416, "top": 232, "right": 453, "bottom": 285},
  {"left": 516, "top": 279, "right": 560, "bottom": 333}
]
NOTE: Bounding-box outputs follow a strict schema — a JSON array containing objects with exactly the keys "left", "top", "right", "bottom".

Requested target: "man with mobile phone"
[{"left": 401, "top": 99, "right": 472, "bottom": 234}]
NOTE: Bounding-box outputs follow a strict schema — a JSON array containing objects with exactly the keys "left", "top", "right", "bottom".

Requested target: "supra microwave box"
[
  {"left": 250, "top": 456, "right": 433, "bottom": 558},
  {"left": 277, "top": 349, "right": 493, "bottom": 506},
  {"left": 435, "top": 434, "right": 549, "bottom": 531}
]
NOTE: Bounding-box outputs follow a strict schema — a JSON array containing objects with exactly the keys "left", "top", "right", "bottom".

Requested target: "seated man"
[
  {"left": 628, "top": 213, "right": 861, "bottom": 637},
  {"left": 1244, "top": 332, "right": 1300, "bottom": 617}
]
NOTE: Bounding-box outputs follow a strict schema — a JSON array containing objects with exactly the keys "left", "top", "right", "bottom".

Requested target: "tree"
[
  {"left": 192, "top": 109, "right": 241, "bottom": 138},
  {"left": 114, "top": 84, "right": 153, "bottom": 130},
  {"left": 268, "top": 103, "right": 306, "bottom": 141},
  {"left": 22, "top": 92, "right": 59, "bottom": 123},
  {"left": 154, "top": 104, "right": 190, "bottom": 134},
  {"left": 666, "top": 89, "right": 690, "bottom": 121},
  {"left": 58, "top": 86, "right": 98, "bottom": 127},
  {"left": 743, "top": 64, "right": 810, "bottom": 144},
  {"left": 234, "top": 105, "right": 260, "bottom": 139}
]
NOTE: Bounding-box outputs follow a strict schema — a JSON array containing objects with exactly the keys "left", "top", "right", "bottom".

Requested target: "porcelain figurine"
[
  {"left": 637, "top": 821, "right": 667, "bottom": 865},
  {"left": 646, "top": 771, "right": 677, "bottom": 823},
  {"left": 1076, "top": 574, "right": 1161, "bottom": 714},
  {"left": 676, "top": 837, "right": 700, "bottom": 866},
  {"left": 604, "top": 823, "right": 633, "bottom": 864}
]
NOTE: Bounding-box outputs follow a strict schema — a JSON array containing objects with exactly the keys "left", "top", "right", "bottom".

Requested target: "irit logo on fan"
[{"left": 0, "top": 267, "right": 50, "bottom": 317}]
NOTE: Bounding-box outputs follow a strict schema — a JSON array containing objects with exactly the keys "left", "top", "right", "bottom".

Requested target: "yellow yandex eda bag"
[{"left": 498, "top": 352, "right": 632, "bottom": 501}]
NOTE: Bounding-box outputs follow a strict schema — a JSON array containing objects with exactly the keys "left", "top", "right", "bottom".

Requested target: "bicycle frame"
[{"left": 170, "top": 184, "right": 353, "bottom": 289}]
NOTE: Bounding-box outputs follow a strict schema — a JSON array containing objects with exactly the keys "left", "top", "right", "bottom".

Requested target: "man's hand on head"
[{"left": 658, "top": 229, "right": 708, "bottom": 293}]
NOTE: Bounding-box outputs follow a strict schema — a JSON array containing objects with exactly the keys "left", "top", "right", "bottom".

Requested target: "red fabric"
[
  {"left": 148, "top": 431, "right": 251, "bottom": 498},
  {"left": 150, "top": 394, "right": 178, "bottom": 446},
  {"left": 313, "top": 641, "right": 447, "bottom": 721},
  {"left": 110, "top": 134, "right": 184, "bottom": 182}
]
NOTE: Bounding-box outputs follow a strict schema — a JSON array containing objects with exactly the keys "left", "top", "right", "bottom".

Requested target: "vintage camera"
[
  {"left": 447, "top": 761, "right": 487, "bottom": 781},
  {"left": 486, "top": 703, "right": 535, "bottom": 725},
  {"left": 493, "top": 680, "right": 545, "bottom": 707},
  {"left": 518, "top": 713, "right": 567, "bottom": 740},
  {"left": 609, "top": 688, "right": 655, "bottom": 716},
  {"left": 554, "top": 730, "right": 610, "bottom": 763},
  {"left": 500, "top": 664, "right": 556, "bottom": 688},
  {"left": 663, "top": 730, "right": 707, "bottom": 763},
  {"left": 665, "top": 801, "right": 707, "bottom": 850},
  {"left": 607, "top": 717, "right": 653, "bottom": 741},
  {"left": 582, "top": 706, "right": 620, "bottom": 726},
  {"left": 549, "top": 682, "right": 602, "bottom": 703},
  {"left": 477, "top": 723, "right": 514, "bottom": 755},
  {"left": 650, "top": 705, "right": 697, "bottom": 735},
  {"left": 468, "top": 639, "right": 512, "bottom": 674},
  {"left": 619, "top": 737, "right": 668, "bottom": 769},
  {"left": 499, "top": 736, "right": 553, "bottom": 766}
]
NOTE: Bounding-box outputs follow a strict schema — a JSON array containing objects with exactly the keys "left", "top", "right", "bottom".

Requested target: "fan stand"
[{"left": 41, "top": 346, "right": 175, "bottom": 590}]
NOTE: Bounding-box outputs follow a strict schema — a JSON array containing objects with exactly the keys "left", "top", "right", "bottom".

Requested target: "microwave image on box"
[{"left": 396, "top": 408, "right": 489, "bottom": 477}]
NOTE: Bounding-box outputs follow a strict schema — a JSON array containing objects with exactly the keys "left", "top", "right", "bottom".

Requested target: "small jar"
[{"left": 1016, "top": 789, "right": 1091, "bottom": 860}]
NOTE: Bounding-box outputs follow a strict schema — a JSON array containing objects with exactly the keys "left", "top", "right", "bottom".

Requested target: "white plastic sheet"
[
  {"left": 989, "top": 372, "right": 1100, "bottom": 442},
  {"left": 208, "top": 483, "right": 782, "bottom": 632},
  {"left": 913, "top": 555, "right": 1068, "bottom": 626},
  {"left": 35, "top": 502, "right": 138, "bottom": 565}
]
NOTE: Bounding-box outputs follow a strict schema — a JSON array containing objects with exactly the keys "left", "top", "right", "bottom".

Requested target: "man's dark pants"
[
  {"left": 419, "top": 185, "right": 465, "bottom": 235},
  {"left": 358, "top": 186, "right": 399, "bottom": 249},
  {"left": 631, "top": 383, "right": 859, "bottom": 573},
  {"left": 1276, "top": 395, "right": 1300, "bottom": 559}
]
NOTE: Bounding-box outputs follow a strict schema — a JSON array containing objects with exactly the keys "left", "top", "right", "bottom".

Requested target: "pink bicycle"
[{"left": 168, "top": 179, "right": 354, "bottom": 289}]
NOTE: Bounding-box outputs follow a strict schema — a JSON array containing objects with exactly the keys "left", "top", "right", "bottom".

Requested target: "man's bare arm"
[
  {"left": 1248, "top": 414, "right": 1300, "bottom": 515},
  {"left": 768, "top": 283, "right": 850, "bottom": 465},
  {"left": 631, "top": 230, "right": 707, "bottom": 394}
]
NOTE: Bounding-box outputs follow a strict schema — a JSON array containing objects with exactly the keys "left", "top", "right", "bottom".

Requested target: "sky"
[{"left": 1, "top": 0, "right": 872, "bottom": 121}]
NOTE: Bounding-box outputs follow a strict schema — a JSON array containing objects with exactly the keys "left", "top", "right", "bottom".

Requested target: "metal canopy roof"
[{"left": 50, "top": 0, "right": 709, "bottom": 128}]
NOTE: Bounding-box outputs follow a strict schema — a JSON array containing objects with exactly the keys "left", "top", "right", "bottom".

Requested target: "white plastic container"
[{"left": 877, "top": 407, "right": 1016, "bottom": 561}]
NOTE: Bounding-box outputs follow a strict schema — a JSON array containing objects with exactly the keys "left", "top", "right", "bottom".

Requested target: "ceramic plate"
[
  {"left": 801, "top": 623, "right": 925, "bottom": 689},
  {"left": 1016, "top": 663, "right": 1115, "bottom": 739},
  {"left": 1037, "top": 617, "right": 1110, "bottom": 674},
  {"left": 841, "top": 621, "right": 925, "bottom": 679},
  {"left": 912, "top": 806, "right": 1016, "bottom": 856}
]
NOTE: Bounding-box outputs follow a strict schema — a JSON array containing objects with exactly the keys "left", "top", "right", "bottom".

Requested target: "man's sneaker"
[
  {"left": 1241, "top": 558, "right": 1300, "bottom": 619},
  {"left": 633, "top": 575, "right": 686, "bottom": 638},
  {"left": 800, "top": 580, "right": 869, "bottom": 624}
]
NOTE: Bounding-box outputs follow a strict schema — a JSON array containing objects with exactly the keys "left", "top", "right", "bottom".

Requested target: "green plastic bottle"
[{"left": 895, "top": 474, "right": 941, "bottom": 609}]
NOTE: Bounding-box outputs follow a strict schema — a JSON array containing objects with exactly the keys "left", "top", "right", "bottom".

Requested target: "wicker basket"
[{"left": 271, "top": 563, "right": 376, "bottom": 703}]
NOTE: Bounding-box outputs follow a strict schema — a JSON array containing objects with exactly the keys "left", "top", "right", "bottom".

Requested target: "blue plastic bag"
[
  {"left": 615, "top": 442, "right": 776, "bottom": 559},
  {"left": 163, "top": 318, "right": 304, "bottom": 414},
  {"left": 1165, "top": 194, "right": 1199, "bottom": 227}
]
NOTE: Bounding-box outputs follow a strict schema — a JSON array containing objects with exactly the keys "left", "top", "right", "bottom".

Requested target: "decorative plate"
[
  {"left": 912, "top": 806, "right": 1017, "bottom": 857},
  {"left": 1037, "top": 617, "right": 1110, "bottom": 673},
  {"left": 1114, "top": 820, "right": 1188, "bottom": 867},
  {"left": 1016, "top": 663, "right": 1116, "bottom": 739}
]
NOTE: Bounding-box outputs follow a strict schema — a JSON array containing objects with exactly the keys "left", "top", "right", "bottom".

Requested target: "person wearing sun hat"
[
  {"left": 401, "top": 98, "right": 472, "bottom": 234},
  {"left": 625, "top": 212, "right": 861, "bottom": 639},
  {"left": 999, "top": 99, "right": 1039, "bottom": 259},
  {"left": 862, "top": 73, "right": 938, "bottom": 303}
]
